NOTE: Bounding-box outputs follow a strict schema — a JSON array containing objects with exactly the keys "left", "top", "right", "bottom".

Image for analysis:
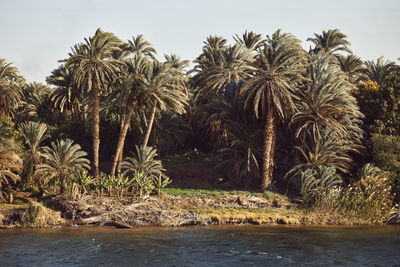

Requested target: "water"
[{"left": 0, "top": 225, "right": 399, "bottom": 266}]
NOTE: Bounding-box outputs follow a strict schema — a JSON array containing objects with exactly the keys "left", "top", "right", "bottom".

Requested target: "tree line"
[{"left": 0, "top": 28, "right": 399, "bottom": 209}]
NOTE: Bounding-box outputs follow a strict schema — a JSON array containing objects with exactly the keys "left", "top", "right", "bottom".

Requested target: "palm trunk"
[
  {"left": 142, "top": 99, "right": 157, "bottom": 150},
  {"left": 261, "top": 102, "right": 276, "bottom": 191},
  {"left": 92, "top": 76, "right": 100, "bottom": 181},
  {"left": 110, "top": 101, "right": 136, "bottom": 177},
  {"left": 60, "top": 176, "right": 66, "bottom": 195},
  {"left": 116, "top": 149, "right": 123, "bottom": 174}
]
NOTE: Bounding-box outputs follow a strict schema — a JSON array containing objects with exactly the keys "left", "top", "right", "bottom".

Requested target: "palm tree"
[
  {"left": 124, "top": 34, "right": 157, "bottom": 60},
  {"left": 363, "top": 56, "right": 397, "bottom": 86},
  {"left": 234, "top": 30, "right": 265, "bottom": 51},
  {"left": 285, "top": 129, "right": 355, "bottom": 181},
  {"left": 0, "top": 59, "right": 23, "bottom": 118},
  {"left": 109, "top": 55, "right": 150, "bottom": 176},
  {"left": 0, "top": 120, "right": 22, "bottom": 202},
  {"left": 141, "top": 61, "right": 188, "bottom": 150},
  {"left": 307, "top": 29, "right": 351, "bottom": 56},
  {"left": 35, "top": 139, "right": 90, "bottom": 194},
  {"left": 241, "top": 29, "right": 307, "bottom": 190},
  {"left": 17, "top": 82, "right": 52, "bottom": 123},
  {"left": 108, "top": 34, "right": 158, "bottom": 177},
  {"left": 290, "top": 53, "right": 363, "bottom": 143},
  {"left": 121, "top": 145, "right": 165, "bottom": 180},
  {"left": 66, "top": 28, "right": 123, "bottom": 180},
  {"left": 336, "top": 54, "right": 365, "bottom": 84},
  {"left": 200, "top": 43, "right": 256, "bottom": 96},
  {"left": 47, "top": 65, "right": 82, "bottom": 120},
  {"left": 18, "top": 121, "right": 49, "bottom": 186}
]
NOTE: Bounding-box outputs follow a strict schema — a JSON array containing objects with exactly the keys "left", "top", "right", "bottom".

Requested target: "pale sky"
[{"left": 1, "top": 0, "right": 399, "bottom": 83}]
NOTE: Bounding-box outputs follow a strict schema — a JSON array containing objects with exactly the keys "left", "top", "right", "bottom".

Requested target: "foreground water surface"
[{"left": 0, "top": 225, "right": 399, "bottom": 266}]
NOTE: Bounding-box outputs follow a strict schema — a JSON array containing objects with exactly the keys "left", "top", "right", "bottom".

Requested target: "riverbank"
[{"left": 2, "top": 189, "right": 398, "bottom": 228}]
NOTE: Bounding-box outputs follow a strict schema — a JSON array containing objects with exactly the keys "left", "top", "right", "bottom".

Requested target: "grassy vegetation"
[
  {"left": 195, "top": 207, "right": 302, "bottom": 225},
  {"left": 161, "top": 187, "right": 284, "bottom": 199}
]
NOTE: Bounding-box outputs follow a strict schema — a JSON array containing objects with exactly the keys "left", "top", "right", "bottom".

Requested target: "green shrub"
[
  {"left": 370, "top": 134, "right": 400, "bottom": 202},
  {"left": 153, "top": 175, "right": 171, "bottom": 196}
]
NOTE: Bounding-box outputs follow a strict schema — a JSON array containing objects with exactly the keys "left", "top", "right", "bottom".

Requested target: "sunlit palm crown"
[
  {"left": 291, "top": 52, "right": 363, "bottom": 141},
  {"left": 241, "top": 29, "right": 307, "bottom": 121},
  {"left": 66, "top": 29, "right": 124, "bottom": 93},
  {"left": 143, "top": 61, "right": 188, "bottom": 114},
  {"left": 234, "top": 30, "right": 266, "bottom": 51},
  {"left": 0, "top": 59, "right": 23, "bottom": 117},
  {"left": 307, "top": 29, "right": 352, "bottom": 56}
]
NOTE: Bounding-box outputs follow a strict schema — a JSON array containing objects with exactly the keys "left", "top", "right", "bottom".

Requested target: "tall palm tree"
[
  {"left": 363, "top": 56, "right": 397, "bottom": 86},
  {"left": 35, "top": 139, "right": 90, "bottom": 194},
  {"left": 141, "top": 61, "right": 188, "bottom": 150},
  {"left": 108, "top": 34, "right": 157, "bottom": 177},
  {"left": 0, "top": 59, "right": 23, "bottom": 118},
  {"left": 66, "top": 28, "right": 123, "bottom": 180},
  {"left": 241, "top": 29, "right": 307, "bottom": 190},
  {"left": 109, "top": 56, "right": 150, "bottom": 176},
  {"left": 307, "top": 29, "right": 351, "bottom": 57},
  {"left": 19, "top": 121, "right": 49, "bottom": 186}
]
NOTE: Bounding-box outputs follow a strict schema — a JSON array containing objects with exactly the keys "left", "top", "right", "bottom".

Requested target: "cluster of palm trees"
[{"left": 0, "top": 28, "right": 399, "bottom": 201}]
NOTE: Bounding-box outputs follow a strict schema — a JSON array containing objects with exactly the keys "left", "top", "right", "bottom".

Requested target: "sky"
[{"left": 1, "top": 0, "right": 399, "bottom": 83}]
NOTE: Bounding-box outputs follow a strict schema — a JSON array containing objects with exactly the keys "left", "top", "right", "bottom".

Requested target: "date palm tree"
[
  {"left": 234, "top": 30, "right": 265, "bottom": 51},
  {"left": 17, "top": 82, "right": 52, "bottom": 123},
  {"left": 241, "top": 29, "right": 307, "bottom": 190},
  {"left": 363, "top": 56, "right": 397, "bottom": 86},
  {"left": 0, "top": 59, "right": 23, "bottom": 118},
  {"left": 66, "top": 28, "right": 123, "bottom": 180},
  {"left": 336, "top": 54, "right": 365, "bottom": 84},
  {"left": 35, "top": 139, "right": 90, "bottom": 194},
  {"left": 290, "top": 52, "right": 363, "bottom": 143},
  {"left": 121, "top": 145, "right": 165, "bottom": 180},
  {"left": 109, "top": 34, "right": 157, "bottom": 177},
  {"left": 307, "top": 29, "right": 351, "bottom": 57},
  {"left": 141, "top": 61, "right": 188, "bottom": 150},
  {"left": 47, "top": 65, "right": 82, "bottom": 120},
  {"left": 109, "top": 55, "right": 150, "bottom": 176},
  {"left": 124, "top": 34, "right": 157, "bottom": 60},
  {"left": 19, "top": 121, "right": 49, "bottom": 186}
]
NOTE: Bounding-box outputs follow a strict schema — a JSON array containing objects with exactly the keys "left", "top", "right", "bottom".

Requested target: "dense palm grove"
[{"left": 1, "top": 28, "right": 399, "bottom": 218}]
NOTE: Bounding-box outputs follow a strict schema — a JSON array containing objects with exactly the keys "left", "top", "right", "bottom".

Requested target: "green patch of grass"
[{"left": 161, "top": 187, "right": 285, "bottom": 199}]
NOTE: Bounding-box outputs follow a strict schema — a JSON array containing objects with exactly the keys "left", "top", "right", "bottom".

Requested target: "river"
[{"left": 0, "top": 225, "right": 399, "bottom": 266}]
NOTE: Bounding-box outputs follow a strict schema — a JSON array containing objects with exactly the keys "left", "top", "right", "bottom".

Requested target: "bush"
[
  {"left": 320, "top": 164, "right": 393, "bottom": 223},
  {"left": 370, "top": 134, "right": 400, "bottom": 202},
  {"left": 298, "top": 166, "right": 342, "bottom": 205}
]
